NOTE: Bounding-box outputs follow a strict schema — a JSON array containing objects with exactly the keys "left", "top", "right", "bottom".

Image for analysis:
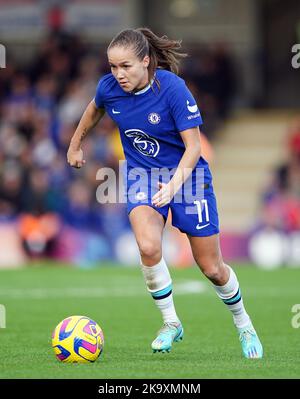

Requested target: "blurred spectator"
[
  {"left": 63, "top": 179, "right": 101, "bottom": 230},
  {"left": 260, "top": 117, "right": 300, "bottom": 232},
  {"left": 287, "top": 117, "right": 300, "bottom": 159},
  {"left": 212, "top": 43, "right": 237, "bottom": 119},
  {"left": 0, "top": 161, "right": 24, "bottom": 219},
  {"left": 18, "top": 213, "right": 61, "bottom": 258},
  {"left": 184, "top": 44, "right": 236, "bottom": 137}
]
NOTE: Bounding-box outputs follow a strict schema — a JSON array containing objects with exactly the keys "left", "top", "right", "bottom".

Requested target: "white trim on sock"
[
  {"left": 140, "top": 257, "right": 180, "bottom": 324},
  {"left": 140, "top": 257, "right": 171, "bottom": 293},
  {"left": 213, "top": 266, "right": 239, "bottom": 299},
  {"left": 213, "top": 266, "right": 250, "bottom": 328}
]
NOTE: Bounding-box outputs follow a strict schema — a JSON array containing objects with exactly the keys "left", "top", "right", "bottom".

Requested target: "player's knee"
[
  {"left": 138, "top": 239, "right": 161, "bottom": 262},
  {"left": 203, "top": 268, "right": 222, "bottom": 284},
  {"left": 199, "top": 259, "right": 225, "bottom": 284}
]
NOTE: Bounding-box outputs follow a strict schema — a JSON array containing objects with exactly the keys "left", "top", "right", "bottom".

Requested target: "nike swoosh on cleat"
[{"left": 196, "top": 223, "right": 210, "bottom": 230}]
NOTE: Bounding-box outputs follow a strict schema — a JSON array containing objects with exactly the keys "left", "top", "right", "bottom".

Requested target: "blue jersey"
[{"left": 94, "top": 69, "right": 210, "bottom": 178}]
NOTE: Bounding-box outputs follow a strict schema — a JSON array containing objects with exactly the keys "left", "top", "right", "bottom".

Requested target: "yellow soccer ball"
[{"left": 52, "top": 315, "right": 104, "bottom": 363}]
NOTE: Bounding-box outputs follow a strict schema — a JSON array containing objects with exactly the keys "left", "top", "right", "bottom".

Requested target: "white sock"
[
  {"left": 141, "top": 257, "right": 180, "bottom": 324},
  {"left": 213, "top": 266, "right": 251, "bottom": 329}
]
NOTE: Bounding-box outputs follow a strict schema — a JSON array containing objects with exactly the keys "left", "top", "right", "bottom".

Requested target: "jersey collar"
[{"left": 132, "top": 77, "right": 155, "bottom": 95}]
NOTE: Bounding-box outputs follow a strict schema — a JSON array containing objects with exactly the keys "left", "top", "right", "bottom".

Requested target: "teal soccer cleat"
[
  {"left": 151, "top": 322, "right": 184, "bottom": 353},
  {"left": 238, "top": 324, "right": 263, "bottom": 359}
]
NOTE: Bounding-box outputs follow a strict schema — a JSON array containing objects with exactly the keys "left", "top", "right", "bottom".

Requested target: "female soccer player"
[{"left": 67, "top": 28, "right": 263, "bottom": 359}]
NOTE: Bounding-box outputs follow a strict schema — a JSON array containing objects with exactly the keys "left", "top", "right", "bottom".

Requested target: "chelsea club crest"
[{"left": 148, "top": 113, "right": 161, "bottom": 124}]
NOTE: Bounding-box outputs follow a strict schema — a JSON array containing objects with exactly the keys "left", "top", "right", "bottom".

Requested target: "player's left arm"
[{"left": 152, "top": 126, "right": 201, "bottom": 207}]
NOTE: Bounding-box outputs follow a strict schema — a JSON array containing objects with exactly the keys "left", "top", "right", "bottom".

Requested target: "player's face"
[{"left": 108, "top": 46, "right": 150, "bottom": 92}]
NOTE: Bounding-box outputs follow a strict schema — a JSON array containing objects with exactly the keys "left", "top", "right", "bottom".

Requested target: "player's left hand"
[{"left": 152, "top": 182, "right": 174, "bottom": 207}]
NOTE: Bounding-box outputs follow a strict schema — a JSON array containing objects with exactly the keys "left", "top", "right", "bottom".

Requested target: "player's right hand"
[{"left": 67, "top": 147, "right": 86, "bottom": 169}]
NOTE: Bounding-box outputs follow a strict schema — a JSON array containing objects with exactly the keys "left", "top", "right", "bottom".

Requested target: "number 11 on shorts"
[{"left": 194, "top": 199, "right": 210, "bottom": 224}]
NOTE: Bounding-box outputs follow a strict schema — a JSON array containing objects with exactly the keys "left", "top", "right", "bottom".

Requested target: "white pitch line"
[{"left": 0, "top": 280, "right": 208, "bottom": 299}]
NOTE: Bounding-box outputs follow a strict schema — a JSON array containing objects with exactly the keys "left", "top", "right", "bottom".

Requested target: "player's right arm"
[{"left": 67, "top": 100, "right": 105, "bottom": 168}]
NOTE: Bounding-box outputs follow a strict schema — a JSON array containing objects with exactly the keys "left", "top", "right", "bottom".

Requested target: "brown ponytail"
[{"left": 108, "top": 27, "right": 187, "bottom": 85}]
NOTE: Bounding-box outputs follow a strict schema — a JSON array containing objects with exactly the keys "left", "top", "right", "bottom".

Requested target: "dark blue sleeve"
[
  {"left": 94, "top": 78, "right": 105, "bottom": 109},
  {"left": 168, "top": 79, "right": 203, "bottom": 132}
]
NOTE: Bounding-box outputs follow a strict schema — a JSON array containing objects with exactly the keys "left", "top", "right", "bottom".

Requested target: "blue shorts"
[{"left": 124, "top": 169, "right": 219, "bottom": 237}]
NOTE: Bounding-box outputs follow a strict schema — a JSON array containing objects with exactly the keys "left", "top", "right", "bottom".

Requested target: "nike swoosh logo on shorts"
[
  {"left": 112, "top": 108, "right": 121, "bottom": 114},
  {"left": 196, "top": 223, "right": 210, "bottom": 230}
]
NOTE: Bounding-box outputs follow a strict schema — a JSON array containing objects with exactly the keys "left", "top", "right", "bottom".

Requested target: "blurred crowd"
[
  {"left": 0, "top": 30, "right": 236, "bottom": 265},
  {"left": 261, "top": 117, "right": 300, "bottom": 232}
]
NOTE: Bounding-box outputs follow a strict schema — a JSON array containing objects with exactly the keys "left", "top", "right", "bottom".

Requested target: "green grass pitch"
[{"left": 0, "top": 263, "right": 300, "bottom": 379}]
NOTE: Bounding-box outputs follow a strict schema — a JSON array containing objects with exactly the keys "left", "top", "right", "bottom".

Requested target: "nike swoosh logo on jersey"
[
  {"left": 112, "top": 108, "right": 121, "bottom": 114},
  {"left": 196, "top": 223, "right": 210, "bottom": 230}
]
